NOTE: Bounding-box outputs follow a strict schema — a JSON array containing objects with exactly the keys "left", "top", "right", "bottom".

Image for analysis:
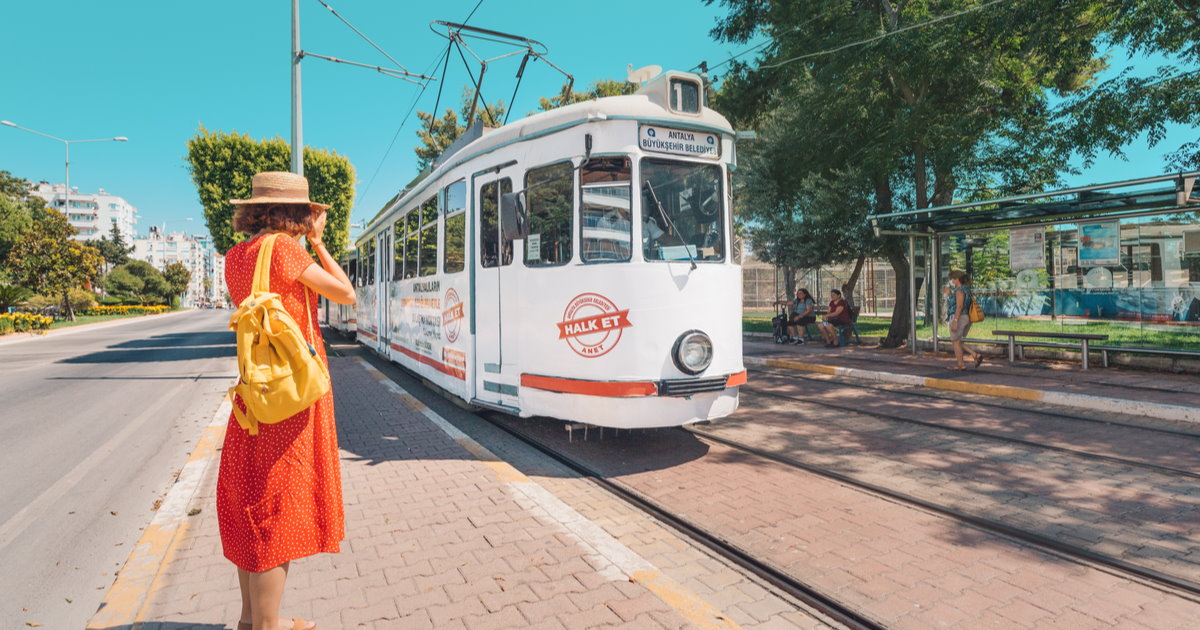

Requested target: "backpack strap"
[{"left": 252, "top": 233, "right": 279, "bottom": 295}]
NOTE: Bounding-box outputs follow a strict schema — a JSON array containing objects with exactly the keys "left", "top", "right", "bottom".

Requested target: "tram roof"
[
  {"left": 870, "top": 171, "right": 1200, "bottom": 235},
  {"left": 364, "top": 76, "right": 735, "bottom": 232}
]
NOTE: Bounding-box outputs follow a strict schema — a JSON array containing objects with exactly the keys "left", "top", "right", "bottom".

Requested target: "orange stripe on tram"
[{"left": 521, "top": 374, "right": 659, "bottom": 397}]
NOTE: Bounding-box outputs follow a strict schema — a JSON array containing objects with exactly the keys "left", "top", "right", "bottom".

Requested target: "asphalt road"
[{"left": 0, "top": 310, "right": 235, "bottom": 630}]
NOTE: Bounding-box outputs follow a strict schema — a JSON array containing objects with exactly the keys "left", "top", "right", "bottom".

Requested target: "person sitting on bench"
[
  {"left": 818, "top": 289, "right": 852, "bottom": 347},
  {"left": 788, "top": 288, "right": 817, "bottom": 344}
]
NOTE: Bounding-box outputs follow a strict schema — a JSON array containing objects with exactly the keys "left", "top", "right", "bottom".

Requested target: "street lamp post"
[{"left": 0, "top": 120, "right": 127, "bottom": 230}]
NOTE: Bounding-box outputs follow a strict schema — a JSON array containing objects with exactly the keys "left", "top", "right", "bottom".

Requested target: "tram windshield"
[
  {"left": 641, "top": 158, "right": 725, "bottom": 262},
  {"left": 581, "top": 157, "right": 632, "bottom": 263}
]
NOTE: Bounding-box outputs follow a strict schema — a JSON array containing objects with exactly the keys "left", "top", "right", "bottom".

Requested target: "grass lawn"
[
  {"left": 743, "top": 312, "right": 1200, "bottom": 350},
  {"left": 48, "top": 310, "right": 177, "bottom": 330}
]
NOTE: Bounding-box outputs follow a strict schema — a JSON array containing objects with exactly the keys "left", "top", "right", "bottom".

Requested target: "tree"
[
  {"left": 162, "top": 262, "right": 191, "bottom": 308},
  {"left": 415, "top": 87, "right": 508, "bottom": 171},
  {"left": 0, "top": 171, "right": 48, "bottom": 275},
  {"left": 185, "top": 126, "right": 355, "bottom": 260},
  {"left": 5, "top": 208, "right": 103, "bottom": 320},
  {"left": 709, "top": 0, "right": 1114, "bottom": 346},
  {"left": 93, "top": 222, "right": 133, "bottom": 269},
  {"left": 106, "top": 260, "right": 169, "bottom": 305},
  {"left": 1061, "top": 0, "right": 1200, "bottom": 170},
  {"left": 537, "top": 78, "right": 637, "bottom": 112}
]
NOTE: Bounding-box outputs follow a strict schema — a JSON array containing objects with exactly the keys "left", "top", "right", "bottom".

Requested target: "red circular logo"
[
  {"left": 443, "top": 288, "right": 464, "bottom": 343},
  {"left": 557, "top": 293, "right": 632, "bottom": 358}
]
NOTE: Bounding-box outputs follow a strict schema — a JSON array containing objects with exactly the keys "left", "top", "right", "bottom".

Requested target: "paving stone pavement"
[
  {"left": 131, "top": 350, "right": 825, "bottom": 630},
  {"left": 724, "top": 373, "right": 1200, "bottom": 581}
]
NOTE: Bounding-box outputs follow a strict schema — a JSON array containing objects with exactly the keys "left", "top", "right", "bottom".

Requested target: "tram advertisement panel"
[
  {"left": 390, "top": 278, "right": 468, "bottom": 392},
  {"left": 639, "top": 125, "right": 720, "bottom": 159}
]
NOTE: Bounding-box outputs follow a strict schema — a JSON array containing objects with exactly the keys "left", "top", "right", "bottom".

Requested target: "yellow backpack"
[{"left": 228, "top": 234, "right": 330, "bottom": 435}]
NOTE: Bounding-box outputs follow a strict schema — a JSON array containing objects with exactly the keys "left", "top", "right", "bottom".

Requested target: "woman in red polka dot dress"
[{"left": 218, "top": 172, "right": 356, "bottom": 630}]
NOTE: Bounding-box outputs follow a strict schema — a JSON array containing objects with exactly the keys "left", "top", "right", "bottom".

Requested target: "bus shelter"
[{"left": 870, "top": 171, "right": 1200, "bottom": 355}]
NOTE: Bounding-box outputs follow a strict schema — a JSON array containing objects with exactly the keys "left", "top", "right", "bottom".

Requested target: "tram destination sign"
[{"left": 639, "top": 125, "right": 720, "bottom": 159}]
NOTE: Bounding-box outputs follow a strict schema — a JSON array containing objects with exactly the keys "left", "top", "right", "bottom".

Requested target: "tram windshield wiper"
[{"left": 642, "top": 180, "right": 697, "bottom": 271}]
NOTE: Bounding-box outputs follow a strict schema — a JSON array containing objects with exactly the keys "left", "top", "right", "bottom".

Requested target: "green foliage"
[
  {"left": 93, "top": 222, "right": 133, "bottom": 268},
  {"left": 185, "top": 126, "right": 355, "bottom": 260},
  {"left": 4, "top": 208, "right": 103, "bottom": 320},
  {"left": 162, "top": 261, "right": 191, "bottom": 307},
  {"left": 537, "top": 78, "right": 637, "bottom": 112},
  {"left": 415, "top": 88, "right": 508, "bottom": 171},
  {"left": 708, "top": 0, "right": 1115, "bottom": 346},
  {"left": 0, "top": 171, "right": 48, "bottom": 276},
  {"left": 0, "top": 284, "right": 33, "bottom": 311},
  {"left": 25, "top": 287, "right": 97, "bottom": 312},
  {"left": 106, "top": 260, "right": 169, "bottom": 305}
]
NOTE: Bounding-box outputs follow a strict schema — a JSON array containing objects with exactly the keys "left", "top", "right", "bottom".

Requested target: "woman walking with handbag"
[
  {"left": 947, "top": 270, "right": 983, "bottom": 370},
  {"left": 218, "top": 172, "right": 356, "bottom": 630}
]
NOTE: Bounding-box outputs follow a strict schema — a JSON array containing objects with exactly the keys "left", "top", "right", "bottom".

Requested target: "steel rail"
[
  {"left": 687, "top": 428, "right": 1200, "bottom": 600},
  {"left": 763, "top": 366, "right": 1200, "bottom": 439},
  {"left": 479, "top": 413, "right": 887, "bottom": 630},
  {"left": 742, "top": 380, "right": 1200, "bottom": 481}
]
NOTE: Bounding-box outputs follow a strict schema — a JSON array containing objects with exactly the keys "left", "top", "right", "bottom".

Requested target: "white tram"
[{"left": 328, "top": 71, "right": 745, "bottom": 428}]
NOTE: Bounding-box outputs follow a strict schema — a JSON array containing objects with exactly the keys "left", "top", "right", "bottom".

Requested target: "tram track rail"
[
  {"left": 685, "top": 426, "right": 1200, "bottom": 601},
  {"left": 742, "top": 378, "right": 1200, "bottom": 481},
  {"left": 755, "top": 366, "right": 1200, "bottom": 440},
  {"left": 478, "top": 411, "right": 887, "bottom": 630}
]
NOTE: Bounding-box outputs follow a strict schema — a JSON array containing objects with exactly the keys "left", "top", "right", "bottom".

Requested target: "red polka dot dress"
[{"left": 217, "top": 233, "right": 343, "bottom": 572}]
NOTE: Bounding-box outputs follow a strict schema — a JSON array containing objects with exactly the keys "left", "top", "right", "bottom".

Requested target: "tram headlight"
[{"left": 672, "top": 330, "right": 713, "bottom": 375}]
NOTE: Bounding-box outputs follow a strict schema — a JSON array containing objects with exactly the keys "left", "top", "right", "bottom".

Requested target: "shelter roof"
[{"left": 871, "top": 171, "right": 1199, "bottom": 234}]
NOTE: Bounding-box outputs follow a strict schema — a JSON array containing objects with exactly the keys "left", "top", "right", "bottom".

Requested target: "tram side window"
[
  {"left": 400, "top": 220, "right": 410, "bottom": 279},
  {"left": 419, "top": 196, "right": 438, "bottom": 277},
  {"left": 479, "top": 178, "right": 514, "bottom": 268},
  {"left": 581, "top": 157, "right": 632, "bottom": 263},
  {"left": 361, "top": 239, "right": 375, "bottom": 285},
  {"left": 524, "top": 162, "right": 574, "bottom": 267},
  {"left": 444, "top": 180, "right": 466, "bottom": 274},
  {"left": 404, "top": 211, "right": 418, "bottom": 279},
  {"left": 641, "top": 158, "right": 725, "bottom": 263},
  {"left": 347, "top": 257, "right": 358, "bottom": 286}
]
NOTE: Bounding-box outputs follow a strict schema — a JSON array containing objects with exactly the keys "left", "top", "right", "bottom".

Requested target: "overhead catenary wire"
[
  {"left": 760, "top": 0, "right": 1007, "bottom": 69},
  {"left": 312, "top": 0, "right": 417, "bottom": 76}
]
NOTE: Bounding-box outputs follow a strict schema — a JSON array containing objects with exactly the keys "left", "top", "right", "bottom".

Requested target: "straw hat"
[{"left": 230, "top": 171, "right": 331, "bottom": 211}]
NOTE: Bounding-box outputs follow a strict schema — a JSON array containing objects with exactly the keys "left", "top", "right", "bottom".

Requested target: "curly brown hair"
[{"left": 232, "top": 203, "right": 317, "bottom": 236}]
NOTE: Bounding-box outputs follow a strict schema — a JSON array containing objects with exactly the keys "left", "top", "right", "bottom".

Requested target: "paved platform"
[
  {"left": 89, "top": 343, "right": 820, "bottom": 630},
  {"left": 743, "top": 336, "right": 1200, "bottom": 424}
]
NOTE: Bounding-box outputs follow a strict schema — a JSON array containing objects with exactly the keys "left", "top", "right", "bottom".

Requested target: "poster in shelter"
[
  {"left": 1009, "top": 227, "right": 1045, "bottom": 270},
  {"left": 1077, "top": 221, "right": 1120, "bottom": 267}
]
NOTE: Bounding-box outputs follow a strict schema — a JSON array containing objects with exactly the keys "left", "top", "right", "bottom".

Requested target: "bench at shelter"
[{"left": 992, "top": 330, "right": 1109, "bottom": 370}]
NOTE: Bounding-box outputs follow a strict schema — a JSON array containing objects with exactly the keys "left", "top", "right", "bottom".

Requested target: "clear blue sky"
[{"left": 0, "top": 1, "right": 1191, "bottom": 240}]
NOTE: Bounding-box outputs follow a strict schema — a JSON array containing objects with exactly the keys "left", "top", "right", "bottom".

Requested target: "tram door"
[
  {"left": 474, "top": 174, "right": 520, "bottom": 408},
  {"left": 377, "top": 231, "right": 392, "bottom": 349}
]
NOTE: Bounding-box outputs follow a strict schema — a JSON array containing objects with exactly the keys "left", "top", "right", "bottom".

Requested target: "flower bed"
[
  {"left": 0, "top": 312, "right": 54, "bottom": 334},
  {"left": 79, "top": 304, "right": 172, "bottom": 316}
]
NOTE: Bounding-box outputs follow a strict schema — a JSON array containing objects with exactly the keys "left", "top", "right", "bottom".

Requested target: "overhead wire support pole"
[{"left": 292, "top": 0, "right": 303, "bottom": 175}]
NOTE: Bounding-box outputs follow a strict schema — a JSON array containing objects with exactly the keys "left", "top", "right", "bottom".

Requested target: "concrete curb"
[
  {"left": 744, "top": 355, "right": 1200, "bottom": 424},
  {"left": 0, "top": 309, "right": 193, "bottom": 346},
  {"left": 86, "top": 393, "right": 231, "bottom": 629}
]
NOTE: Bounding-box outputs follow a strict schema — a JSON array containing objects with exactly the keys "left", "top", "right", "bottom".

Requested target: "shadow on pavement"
[
  {"left": 108, "top": 332, "right": 235, "bottom": 349},
  {"left": 59, "top": 331, "right": 237, "bottom": 364},
  {"left": 92, "top": 624, "right": 229, "bottom": 630}
]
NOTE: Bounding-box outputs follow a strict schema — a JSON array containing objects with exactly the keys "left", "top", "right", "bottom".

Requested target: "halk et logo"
[
  {"left": 557, "top": 293, "right": 632, "bottom": 358},
  {"left": 442, "top": 288, "right": 464, "bottom": 343}
]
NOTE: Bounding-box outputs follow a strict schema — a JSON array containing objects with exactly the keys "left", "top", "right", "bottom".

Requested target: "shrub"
[
  {"left": 0, "top": 312, "right": 53, "bottom": 334},
  {"left": 78, "top": 304, "right": 172, "bottom": 316},
  {"left": 23, "top": 288, "right": 97, "bottom": 315}
]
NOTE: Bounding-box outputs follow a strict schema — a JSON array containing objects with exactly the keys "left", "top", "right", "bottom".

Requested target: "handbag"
[{"left": 227, "top": 234, "right": 330, "bottom": 435}]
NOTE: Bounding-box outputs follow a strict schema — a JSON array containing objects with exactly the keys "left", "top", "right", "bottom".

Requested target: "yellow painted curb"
[{"left": 87, "top": 397, "right": 230, "bottom": 629}]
